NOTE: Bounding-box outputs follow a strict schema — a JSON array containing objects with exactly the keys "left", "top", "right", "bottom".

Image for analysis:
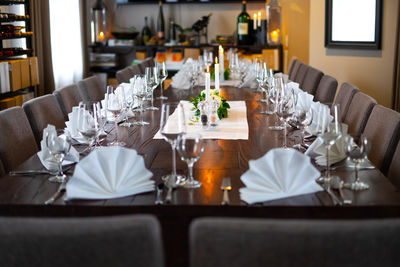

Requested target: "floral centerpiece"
[{"left": 190, "top": 89, "right": 230, "bottom": 119}]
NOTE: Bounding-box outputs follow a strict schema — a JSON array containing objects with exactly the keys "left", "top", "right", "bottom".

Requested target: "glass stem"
[
  {"left": 151, "top": 91, "right": 155, "bottom": 107},
  {"left": 171, "top": 143, "right": 177, "bottom": 177},
  {"left": 114, "top": 121, "right": 119, "bottom": 143},
  {"left": 326, "top": 144, "right": 331, "bottom": 179},
  {"left": 355, "top": 161, "right": 359, "bottom": 183},
  {"left": 188, "top": 162, "right": 194, "bottom": 182},
  {"left": 160, "top": 81, "right": 164, "bottom": 98},
  {"left": 283, "top": 121, "right": 287, "bottom": 148},
  {"left": 57, "top": 160, "right": 63, "bottom": 177}
]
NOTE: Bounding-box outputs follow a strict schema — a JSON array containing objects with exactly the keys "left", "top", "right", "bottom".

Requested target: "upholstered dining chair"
[
  {"left": 293, "top": 62, "right": 309, "bottom": 88},
  {"left": 143, "top": 56, "right": 155, "bottom": 67},
  {"left": 22, "top": 94, "right": 66, "bottom": 145},
  {"left": 0, "top": 160, "right": 5, "bottom": 177},
  {"left": 53, "top": 84, "right": 83, "bottom": 120},
  {"left": 77, "top": 75, "right": 105, "bottom": 102},
  {"left": 0, "top": 215, "right": 164, "bottom": 267},
  {"left": 288, "top": 59, "right": 301, "bottom": 81},
  {"left": 343, "top": 92, "right": 377, "bottom": 141},
  {"left": 116, "top": 67, "right": 132, "bottom": 84},
  {"left": 314, "top": 75, "right": 338, "bottom": 104},
  {"left": 388, "top": 142, "right": 400, "bottom": 190},
  {"left": 128, "top": 64, "right": 142, "bottom": 76},
  {"left": 287, "top": 57, "right": 298, "bottom": 78},
  {"left": 332, "top": 82, "right": 360, "bottom": 122},
  {"left": 190, "top": 217, "right": 400, "bottom": 267},
  {"left": 301, "top": 66, "right": 323, "bottom": 95},
  {"left": 0, "top": 107, "right": 38, "bottom": 173},
  {"left": 363, "top": 105, "right": 400, "bottom": 175}
]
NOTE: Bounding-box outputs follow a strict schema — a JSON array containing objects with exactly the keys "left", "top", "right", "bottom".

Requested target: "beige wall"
[{"left": 309, "top": 0, "right": 398, "bottom": 108}]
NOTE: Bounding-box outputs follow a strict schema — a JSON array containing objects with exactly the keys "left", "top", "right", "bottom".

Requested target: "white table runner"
[{"left": 154, "top": 101, "right": 249, "bottom": 140}]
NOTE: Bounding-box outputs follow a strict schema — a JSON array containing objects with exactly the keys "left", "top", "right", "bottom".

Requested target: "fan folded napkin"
[
  {"left": 239, "top": 71, "right": 257, "bottom": 88},
  {"left": 38, "top": 124, "right": 79, "bottom": 171},
  {"left": 66, "top": 146, "right": 154, "bottom": 200},
  {"left": 287, "top": 82, "right": 302, "bottom": 94},
  {"left": 65, "top": 106, "right": 88, "bottom": 144},
  {"left": 274, "top": 72, "right": 289, "bottom": 83},
  {"left": 306, "top": 102, "right": 332, "bottom": 135},
  {"left": 305, "top": 124, "right": 349, "bottom": 166},
  {"left": 170, "top": 58, "right": 195, "bottom": 89},
  {"left": 296, "top": 91, "right": 314, "bottom": 111},
  {"left": 240, "top": 148, "right": 322, "bottom": 204}
]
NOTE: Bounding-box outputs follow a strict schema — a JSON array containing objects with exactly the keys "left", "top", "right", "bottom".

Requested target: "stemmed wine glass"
[
  {"left": 317, "top": 104, "right": 342, "bottom": 184},
  {"left": 105, "top": 85, "right": 126, "bottom": 146},
  {"left": 77, "top": 101, "right": 100, "bottom": 149},
  {"left": 268, "top": 77, "right": 284, "bottom": 131},
  {"left": 276, "top": 83, "right": 296, "bottom": 148},
  {"left": 45, "top": 129, "right": 72, "bottom": 183},
  {"left": 145, "top": 67, "right": 159, "bottom": 110},
  {"left": 157, "top": 62, "right": 168, "bottom": 100},
  {"left": 132, "top": 75, "right": 150, "bottom": 126},
  {"left": 177, "top": 133, "right": 204, "bottom": 188},
  {"left": 293, "top": 107, "right": 313, "bottom": 150},
  {"left": 203, "top": 50, "right": 213, "bottom": 69},
  {"left": 344, "top": 134, "right": 370, "bottom": 190},
  {"left": 160, "top": 102, "right": 187, "bottom": 186}
]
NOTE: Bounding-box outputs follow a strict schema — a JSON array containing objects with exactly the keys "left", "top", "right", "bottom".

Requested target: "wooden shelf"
[{"left": 0, "top": 1, "right": 25, "bottom": 5}]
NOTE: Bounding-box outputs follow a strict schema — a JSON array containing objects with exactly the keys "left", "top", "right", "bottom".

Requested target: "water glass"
[
  {"left": 344, "top": 134, "right": 370, "bottom": 190},
  {"left": 145, "top": 67, "right": 159, "bottom": 110},
  {"left": 157, "top": 62, "right": 168, "bottom": 100},
  {"left": 45, "top": 129, "right": 71, "bottom": 183},
  {"left": 105, "top": 86, "right": 126, "bottom": 146}
]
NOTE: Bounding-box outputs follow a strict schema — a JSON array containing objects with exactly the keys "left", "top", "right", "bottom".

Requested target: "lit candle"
[
  {"left": 218, "top": 45, "right": 224, "bottom": 82},
  {"left": 205, "top": 66, "right": 210, "bottom": 102},
  {"left": 270, "top": 30, "right": 279, "bottom": 44},
  {"left": 253, "top": 13, "right": 257, "bottom": 30},
  {"left": 258, "top": 11, "right": 261, "bottom": 27},
  {"left": 98, "top": 31, "right": 105, "bottom": 42},
  {"left": 214, "top": 57, "right": 220, "bottom": 93}
]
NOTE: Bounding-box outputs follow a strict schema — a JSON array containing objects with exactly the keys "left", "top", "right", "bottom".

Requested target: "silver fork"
[
  {"left": 44, "top": 178, "right": 68, "bottom": 205},
  {"left": 221, "top": 178, "right": 232, "bottom": 205}
]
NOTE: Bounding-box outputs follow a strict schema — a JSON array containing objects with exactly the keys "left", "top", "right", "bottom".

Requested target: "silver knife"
[
  {"left": 44, "top": 178, "right": 68, "bottom": 205},
  {"left": 9, "top": 170, "right": 53, "bottom": 176}
]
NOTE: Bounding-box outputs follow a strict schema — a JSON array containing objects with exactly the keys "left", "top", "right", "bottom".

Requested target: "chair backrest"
[
  {"left": 128, "top": 64, "right": 142, "bottom": 76},
  {"left": 363, "top": 105, "right": 400, "bottom": 175},
  {"left": 293, "top": 62, "right": 308, "bottom": 88},
  {"left": 287, "top": 57, "right": 298, "bottom": 77},
  {"left": 388, "top": 141, "right": 400, "bottom": 190},
  {"left": 301, "top": 66, "right": 323, "bottom": 95},
  {"left": 77, "top": 75, "right": 105, "bottom": 102},
  {"left": 0, "top": 215, "right": 164, "bottom": 267},
  {"left": 288, "top": 59, "right": 301, "bottom": 81},
  {"left": 116, "top": 67, "right": 132, "bottom": 84},
  {"left": 22, "top": 94, "right": 66, "bottom": 145},
  {"left": 343, "top": 92, "right": 377, "bottom": 141},
  {"left": 0, "top": 107, "right": 38, "bottom": 172},
  {"left": 53, "top": 84, "right": 83, "bottom": 120},
  {"left": 0, "top": 160, "right": 4, "bottom": 177},
  {"left": 333, "top": 82, "right": 360, "bottom": 122},
  {"left": 190, "top": 217, "right": 400, "bottom": 267},
  {"left": 314, "top": 75, "right": 338, "bottom": 104},
  {"left": 144, "top": 57, "right": 155, "bottom": 68}
]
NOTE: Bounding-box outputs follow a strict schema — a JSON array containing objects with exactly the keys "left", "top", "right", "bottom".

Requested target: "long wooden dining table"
[{"left": 1, "top": 85, "right": 400, "bottom": 267}]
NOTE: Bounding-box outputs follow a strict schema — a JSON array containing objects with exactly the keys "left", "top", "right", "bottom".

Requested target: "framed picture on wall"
[{"left": 325, "top": 0, "right": 383, "bottom": 49}]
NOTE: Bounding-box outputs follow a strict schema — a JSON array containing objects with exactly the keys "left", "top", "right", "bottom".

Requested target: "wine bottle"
[
  {"left": 0, "top": 25, "right": 25, "bottom": 33},
  {"left": 141, "top": 16, "right": 152, "bottom": 45},
  {"left": 157, "top": 1, "right": 165, "bottom": 40},
  {"left": 237, "top": 1, "right": 250, "bottom": 45},
  {"left": 169, "top": 18, "right": 176, "bottom": 44}
]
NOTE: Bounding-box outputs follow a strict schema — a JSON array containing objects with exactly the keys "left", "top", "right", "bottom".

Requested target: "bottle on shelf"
[
  {"left": 169, "top": 18, "right": 176, "bottom": 44},
  {"left": 0, "top": 25, "right": 25, "bottom": 32},
  {"left": 266, "top": 0, "right": 282, "bottom": 45},
  {"left": 0, "top": 13, "right": 29, "bottom": 20},
  {"left": 141, "top": 16, "right": 152, "bottom": 45},
  {"left": 157, "top": 1, "right": 165, "bottom": 40},
  {"left": 237, "top": 0, "right": 251, "bottom": 45}
]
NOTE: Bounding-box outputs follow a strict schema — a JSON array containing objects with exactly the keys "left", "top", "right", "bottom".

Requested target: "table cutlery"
[
  {"left": 330, "top": 176, "right": 352, "bottom": 205},
  {"left": 221, "top": 177, "right": 232, "bottom": 205},
  {"left": 9, "top": 164, "right": 75, "bottom": 176},
  {"left": 317, "top": 179, "right": 342, "bottom": 206},
  {"left": 44, "top": 177, "right": 68, "bottom": 205},
  {"left": 155, "top": 183, "right": 164, "bottom": 205}
]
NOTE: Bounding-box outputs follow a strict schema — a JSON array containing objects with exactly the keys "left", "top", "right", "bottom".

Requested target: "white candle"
[
  {"left": 258, "top": 11, "right": 261, "bottom": 27},
  {"left": 205, "top": 67, "right": 210, "bottom": 102},
  {"left": 218, "top": 45, "right": 224, "bottom": 82},
  {"left": 214, "top": 57, "right": 220, "bottom": 93},
  {"left": 253, "top": 13, "right": 257, "bottom": 30}
]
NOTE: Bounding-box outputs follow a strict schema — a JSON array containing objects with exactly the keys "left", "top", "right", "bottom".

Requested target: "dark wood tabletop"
[{"left": 1, "top": 85, "right": 400, "bottom": 267}]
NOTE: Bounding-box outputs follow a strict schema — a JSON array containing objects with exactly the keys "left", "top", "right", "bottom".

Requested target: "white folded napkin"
[
  {"left": 38, "top": 125, "right": 79, "bottom": 171},
  {"left": 274, "top": 72, "right": 289, "bottom": 83},
  {"left": 65, "top": 106, "right": 88, "bottom": 144},
  {"left": 239, "top": 71, "right": 257, "bottom": 88},
  {"left": 305, "top": 123, "right": 349, "bottom": 166},
  {"left": 306, "top": 102, "right": 332, "bottom": 135},
  {"left": 170, "top": 58, "right": 196, "bottom": 89},
  {"left": 287, "top": 82, "right": 302, "bottom": 95},
  {"left": 240, "top": 148, "right": 322, "bottom": 204},
  {"left": 66, "top": 146, "right": 154, "bottom": 200},
  {"left": 296, "top": 91, "right": 314, "bottom": 111}
]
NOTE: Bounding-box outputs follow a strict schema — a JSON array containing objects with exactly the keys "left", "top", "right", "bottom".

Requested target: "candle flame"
[
  {"left": 258, "top": 11, "right": 261, "bottom": 18},
  {"left": 206, "top": 65, "right": 210, "bottom": 73},
  {"left": 215, "top": 57, "right": 218, "bottom": 64},
  {"left": 98, "top": 31, "right": 105, "bottom": 41},
  {"left": 253, "top": 13, "right": 257, "bottom": 19},
  {"left": 219, "top": 45, "right": 224, "bottom": 53}
]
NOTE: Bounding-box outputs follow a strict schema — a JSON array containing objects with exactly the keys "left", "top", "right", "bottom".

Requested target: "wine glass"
[
  {"left": 344, "top": 134, "right": 370, "bottom": 190},
  {"left": 132, "top": 75, "right": 150, "bottom": 126},
  {"left": 157, "top": 62, "right": 168, "bottom": 100},
  {"left": 177, "top": 133, "right": 204, "bottom": 188},
  {"left": 268, "top": 77, "right": 284, "bottom": 131},
  {"left": 105, "top": 85, "right": 126, "bottom": 146},
  {"left": 276, "top": 83, "right": 295, "bottom": 148},
  {"left": 77, "top": 101, "right": 100, "bottom": 149},
  {"left": 293, "top": 107, "right": 313, "bottom": 150},
  {"left": 160, "top": 102, "right": 187, "bottom": 187},
  {"left": 203, "top": 50, "right": 213, "bottom": 69},
  {"left": 317, "top": 104, "right": 342, "bottom": 184},
  {"left": 45, "top": 129, "right": 71, "bottom": 183},
  {"left": 145, "top": 67, "right": 159, "bottom": 110}
]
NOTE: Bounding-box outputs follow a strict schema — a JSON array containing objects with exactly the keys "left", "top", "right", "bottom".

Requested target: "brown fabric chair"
[
  {"left": 0, "top": 107, "right": 38, "bottom": 172},
  {"left": 287, "top": 57, "right": 298, "bottom": 77},
  {"left": 333, "top": 82, "right": 360, "bottom": 122},
  {"left": 388, "top": 142, "right": 400, "bottom": 190},
  {"left": 116, "top": 67, "right": 132, "bottom": 84},
  {"left": 53, "top": 84, "right": 83, "bottom": 120},
  {"left": 22, "top": 94, "right": 66, "bottom": 145},
  {"left": 363, "top": 105, "right": 400, "bottom": 175},
  {"left": 343, "top": 92, "right": 377, "bottom": 141},
  {"left": 301, "top": 66, "right": 323, "bottom": 95},
  {"left": 128, "top": 64, "right": 142, "bottom": 76},
  {"left": 143, "top": 57, "right": 155, "bottom": 68},
  {"left": 0, "top": 160, "right": 5, "bottom": 177},
  {"left": 314, "top": 75, "right": 338, "bottom": 104},
  {"left": 293, "top": 62, "right": 309, "bottom": 88},
  {"left": 289, "top": 59, "right": 301, "bottom": 81},
  {"left": 77, "top": 75, "right": 105, "bottom": 102}
]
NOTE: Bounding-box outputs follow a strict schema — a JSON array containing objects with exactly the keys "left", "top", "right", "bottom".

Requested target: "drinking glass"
[
  {"left": 77, "top": 101, "right": 100, "bottom": 149},
  {"left": 317, "top": 104, "right": 342, "bottom": 184},
  {"left": 203, "top": 50, "right": 213, "bottom": 69},
  {"left": 145, "top": 67, "right": 159, "bottom": 110},
  {"left": 292, "top": 107, "right": 313, "bottom": 150},
  {"left": 160, "top": 102, "right": 187, "bottom": 186},
  {"left": 106, "top": 85, "right": 126, "bottom": 146},
  {"left": 344, "top": 134, "right": 370, "bottom": 190},
  {"left": 132, "top": 75, "right": 150, "bottom": 126},
  {"left": 268, "top": 77, "right": 284, "bottom": 131},
  {"left": 177, "top": 133, "right": 204, "bottom": 188},
  {"left": 190, "top": 63, "right": 201, "bottom": 89},
  {"left": 157, "top": 62, "right": 168, "bottom": 100},
  {"left": 46, "top": 129, "right": 71, "bottom": 183},
  {"left": 276, "top": 84, "right": 295, "bottom": 148}
]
